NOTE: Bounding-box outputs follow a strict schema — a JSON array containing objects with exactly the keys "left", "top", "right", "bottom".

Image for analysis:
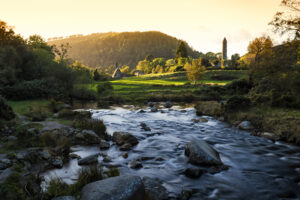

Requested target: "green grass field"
[{"left": 106, "top": 70, "right": 248, "bottom": 102}]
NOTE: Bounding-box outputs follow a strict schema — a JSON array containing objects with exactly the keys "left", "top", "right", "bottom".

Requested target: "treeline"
[
  {"left": 0, "top": 19, "right": 105, "bottom": 101},
  {"left": 48, "top": 31, "right": 201, "bottom": 72}
]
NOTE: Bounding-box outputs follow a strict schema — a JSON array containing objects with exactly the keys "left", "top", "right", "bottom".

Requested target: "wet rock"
[
  {"left": 52, "top": 196, "right": 75, "bottom": 200},
  {"left": 142, "top": 177, "right": 168, "bottom": 200},
  {"left": 78, "top": 154, "right": 98, "bottom": 165},
  {"left": 199, "top": 118, "right": 208, "bottom": 123},
  {"left": 122, "top": 152, "right": 128, "bottom": 159},
  {"left": 120, "top": 143, "right": 133, "bottom": 151},
  {"left": 155, "top": 157, "right": 165, "bottom": 161},
  {"left": 260, "top": 132, "right": 279, "bottom": 141},
  {"left": 81, "top": 130, "right": 100, "bottom": 144},
  {"left": 160, "top": 110, "right": 165, "bottom": 113},
  {"left": 164, "top": 101, "right": 173, "bottom": 108},
  {"left": 180, "top": 110, "right": 187, "bottom": 113},
  {"left": 178, "top": 189, "right": 194, "bottom": 200},
  {"left": 103, "top": 156, "right": 112, "bottom": 163},
  {"left": 238, "top": 121, "right": 254, "bottom": 130},
  {"left": 184, "top": 168, "right": 206, "bottom": 178},
  {"left": 69, "top": 153, "right": 81, "bottom": 159},
  {"left": 148, "top": 102, "right": 155, "bottom": 107},
  {"left": 129, "top": 159, "right": 143, "bottom": 169},
  {"left": 40, "top": 150, "right": 52, "bottom": 160},
  {"left": 52, "top": 157, "right": 63, "bottom": 168},
  {"left": 140, "top": 156, "right": 155, "bottom": 161},
  {"left": 140, "top": 123, "right": 151, "bottom": 131},
  {"left": 81, "top": 175, "right": 146, "bottom": 200},
  {"left": 99, "top": 139, "right": 110, "bottom": 150},
  {"left": 0, "top": 158, "right": 11, "bottom": 170},
  {"left": 7, "top": 135, "right": 17, "bottom": 142},
  {"left": 185, "top": 140, "right": 223, "bottom": 166},
  {"left": 151, "top": 106, "right": 158, "bottom": 112},
  {"left": 139, "top": 109, "right": 146, "bottom": 113},
  {"left": 113, "top": 132, "right": 139, "bottom": 146},
  {"left": 0, "top": 167, "right": 13, "bottom": 183},
  {"left": 191, "top": 118, "right": 208, "bottom": 123}
]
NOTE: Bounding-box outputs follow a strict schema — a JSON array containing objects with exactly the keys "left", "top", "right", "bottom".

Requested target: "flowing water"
[{"left": 43, "top": 106, "right": 300, "bottom": 200}]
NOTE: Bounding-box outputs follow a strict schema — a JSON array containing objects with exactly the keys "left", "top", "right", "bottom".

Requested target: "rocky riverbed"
[{"left": 42, "top": 105, "right": 300, "bottom": 199}]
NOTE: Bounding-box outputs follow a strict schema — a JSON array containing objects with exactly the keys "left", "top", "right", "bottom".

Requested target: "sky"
[{"left": 1, "top": 0, "right": 284, "bottom": 56}]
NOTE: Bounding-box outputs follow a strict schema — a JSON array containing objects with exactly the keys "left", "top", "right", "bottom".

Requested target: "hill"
[{"left": 48, "top": 31, "right": 201, "bottom": 69}]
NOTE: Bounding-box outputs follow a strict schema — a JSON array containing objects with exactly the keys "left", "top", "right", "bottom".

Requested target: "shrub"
[
  {"left": 49, "top": 99, "right": 69, "bottom": 113},
  {"left": 70, "top": 87, "right": 97, "bottom": 100},
  {"left": 45, "top": 178, "right": 69, "bottom": 198},
  {"left": 211, "top": 74, "right": 237, "bottom": 80},
  {"left": 97, "top": 82, "right": 113, "bottom": 96},
  {"left": 2, "top": 79, "right": 55, "bottom": 100},
  {"left": 0, "top": 95, "right": 15, "bottom": 121},
  {"left": 224, "top": 95, "right": 251, "bottom": 112},
  {"left": 225, "top": 78, "right": 252, "bottom": 95},
  {"left": 73, "top": 118, "right": 108, "bottom": 139},
  {"left": 25, "top": 106, "right": 48, "bottom": 122}
]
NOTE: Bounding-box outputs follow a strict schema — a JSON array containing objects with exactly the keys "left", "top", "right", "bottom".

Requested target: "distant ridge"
[{"left": 48, "top": 31, "right": 201, "bottom": 68}]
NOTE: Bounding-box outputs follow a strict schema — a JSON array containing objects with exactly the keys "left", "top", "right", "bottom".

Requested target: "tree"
[
  {"left": 247, "top": 36, "right": 273, "bottom": 63},
  {"left": 230, "top": 53, "right": 241, "bottom": 68},
  {"left": 93, "top": 69, "right": 101, "bottom": 81},
  {"left": 269, "top": 0, "right": 300, "bottom": 39},
  {"left": 175, "top": 41, "right": 188, "bottom": 59},
  {"left": 120, "top": 65, "right": 130, "bottom": 75},
  {"left": 52, "top": 43, "right": 71, "bottom": 61},
  {"left": 184, "top": 59, "right": 206, "bottom": 85},
  {"left": 27, "top": 35, "right": 52, "bottom": 53}
]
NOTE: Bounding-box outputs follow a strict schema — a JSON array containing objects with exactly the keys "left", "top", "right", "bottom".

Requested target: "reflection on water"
[{"left": 43, "top": 106, "right": 300, "bottom": 199}]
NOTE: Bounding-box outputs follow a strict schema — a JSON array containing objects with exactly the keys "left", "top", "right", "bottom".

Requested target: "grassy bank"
[
  {"left": 83, "top": 70, "right": 248, "bottom": 103},
  {"left": 195, "top": 101, "right": 300, "bottom": 145}
]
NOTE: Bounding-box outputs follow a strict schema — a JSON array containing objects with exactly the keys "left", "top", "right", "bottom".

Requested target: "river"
[{"left": 43, "top": 106, "right": 300, "bottom": 200}]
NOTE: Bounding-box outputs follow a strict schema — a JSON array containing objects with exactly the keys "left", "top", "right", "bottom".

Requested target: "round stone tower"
[{"left": 222, "top": 37, "right": 228, "bottom": 67}]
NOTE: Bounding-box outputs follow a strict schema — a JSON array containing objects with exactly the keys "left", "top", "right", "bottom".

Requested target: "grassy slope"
[{"left": 7, "top": 99, "right": 50, "bottom": 115}]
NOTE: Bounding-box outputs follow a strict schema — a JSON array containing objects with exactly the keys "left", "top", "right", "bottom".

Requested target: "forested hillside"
[{"left": 48, "top": 31, "right": 201, "bottom": 68}]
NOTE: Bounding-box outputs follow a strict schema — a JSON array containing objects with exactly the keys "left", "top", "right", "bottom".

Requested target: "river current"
[{"left": 43, "top": 106, "right": 300, "bottom": 200}]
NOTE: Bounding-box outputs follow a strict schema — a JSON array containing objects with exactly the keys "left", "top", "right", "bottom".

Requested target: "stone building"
[{"left": 112, "top": 63, "right": 123, "bottom": 78}]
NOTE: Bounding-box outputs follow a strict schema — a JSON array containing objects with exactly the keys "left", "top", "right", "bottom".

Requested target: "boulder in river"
[
  {"left": 120, "top": 143, "right": 133, "bottom": 151},
  {"left": 142, "top": 176, "right": 168, "bottom": 200},
  {"left": 129, "top": 159, "right": 143, "bottom": 169},
  {"left": 185, "top": 140, "right": 223, "bottom": 166},
  {"left": 184, "top": 168, "right": 206, "bottom": 178},
  {"left": 140, "top": 123, "right": 151, "bottom": 131},
  {"left": 78, "top": 154, "right": 98, "bottom": 165},
  {"left": 238, "top": 121, "right": 254, "bottom": 130},
  {"left": 99, "top": 139, "right": 110, "bottom": 150},
  {"left": 164, "top": 101, "right": 173, "bottom": 108},
  {"left": 113, "top": 132, "right": 139, "bottom": 146},
  {"left": 0, "top": 158, "right": 11, "bottom": 170},
  {"left": 80, "top": 175, "right": 146, "bottom": 200},
  {"left": 52, "top": 157, "right": 63, "bottom": 168},
  {"left": 151, "top": 106, "right": 158, "bottom": 112}
]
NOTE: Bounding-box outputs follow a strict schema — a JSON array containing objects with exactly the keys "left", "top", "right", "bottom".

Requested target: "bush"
[
  {"left": 211, "top": 74, "right": 237, "bottom": 80},
  {"left": 2, "top": 79, "right": 55, "bottom": 100},
  {"left": 225, "top": 78, "right": 252, "bottom": 95},
  {"left": 0, "top": 95, "right": 15, "bottom": 121},
  {"left": 224, "top": 95, "right": 251, "bottom": 112},
  {"left": 97, "top": 82, "right": 113, "bottom": 96},
  {"left": 73, "top": 118, "right": 108, "bottom": 139},
  {"left": 25, "top": 106, "right": 48, "bottom": 122},
  {"left": 71, "top": 87, "right": 97, "bottom": 100}
]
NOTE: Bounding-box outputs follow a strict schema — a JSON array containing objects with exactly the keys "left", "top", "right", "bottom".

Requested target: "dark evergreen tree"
[{"left": 175, "top": 41, "right": 188, "bottom": 59}]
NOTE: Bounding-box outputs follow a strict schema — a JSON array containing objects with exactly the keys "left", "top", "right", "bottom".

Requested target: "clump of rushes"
[{"left": 73, "top": 118, "right": 108, "bottom": 139}]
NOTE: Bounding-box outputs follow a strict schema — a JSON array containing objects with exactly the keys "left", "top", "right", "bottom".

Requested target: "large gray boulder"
[
  {"left": 142, "top": 177, "right": 168, "bottom": 200},
  {"left": 52, "top": 196, "right": 75, "bottom": 200},
  {"left": 185, "top": 140, "right": 222, "bottom": 166},
  {"left": 81, "top": 175, "right": 146, "bottom": 200},
  {"left": 112, "top": 132, "right": 139, "bottom": 146},
  {"left": 78, "top": 154, "right": 98, "bottom": 165}
]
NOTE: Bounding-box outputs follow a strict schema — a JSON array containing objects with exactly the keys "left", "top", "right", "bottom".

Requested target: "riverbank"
[{"left": 195, "top": 101, "right": 300, "bottom": 145}]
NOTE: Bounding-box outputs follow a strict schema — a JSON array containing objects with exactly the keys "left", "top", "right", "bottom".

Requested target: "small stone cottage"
[{"left": 112, "top": 67, "right": 123, "bottom": 78}]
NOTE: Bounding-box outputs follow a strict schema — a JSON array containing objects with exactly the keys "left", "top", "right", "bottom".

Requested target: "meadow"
[{"left": 98, "top": 70, "right": 248, "bottom": 102}]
